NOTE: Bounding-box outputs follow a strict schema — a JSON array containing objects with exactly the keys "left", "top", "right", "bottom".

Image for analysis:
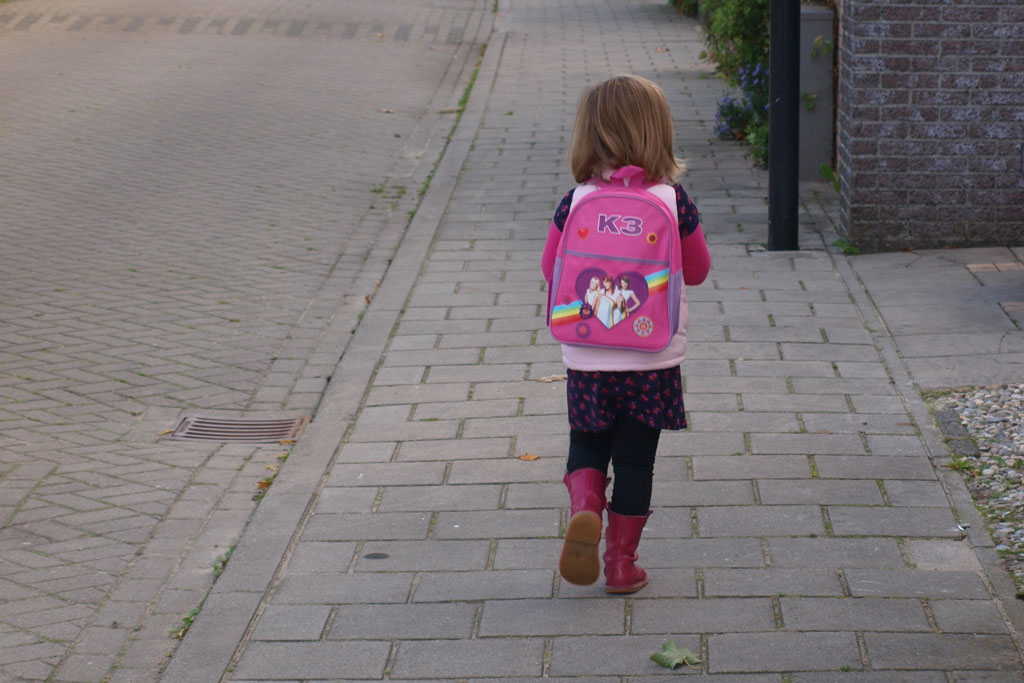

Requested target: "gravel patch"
[{"left": 936, "top": 383, "right": 1024, "bottom": 592}]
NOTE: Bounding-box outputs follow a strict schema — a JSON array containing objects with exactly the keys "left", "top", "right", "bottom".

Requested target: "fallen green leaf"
[{"left": 650, "top": 640, "right": 701, "bottom": 670}]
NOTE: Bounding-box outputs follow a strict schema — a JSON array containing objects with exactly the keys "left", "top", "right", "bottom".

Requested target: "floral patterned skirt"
[{"left": 566, "top": 367, "right": 687, "bottom": 433}]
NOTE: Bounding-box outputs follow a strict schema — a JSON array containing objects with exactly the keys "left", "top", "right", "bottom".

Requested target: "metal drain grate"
[{"left": 168, "top": 416, "right": 310, "bottom": 443}]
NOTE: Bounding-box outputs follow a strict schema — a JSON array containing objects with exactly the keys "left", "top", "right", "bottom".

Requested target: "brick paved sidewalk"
[{"left": 166, "top": 0, "right": 1024, "bottom": 681}]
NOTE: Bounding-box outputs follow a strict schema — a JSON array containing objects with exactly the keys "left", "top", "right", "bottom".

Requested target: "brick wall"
[{"left": 838, "top": 0, "right": 1024, "bottom": 251}]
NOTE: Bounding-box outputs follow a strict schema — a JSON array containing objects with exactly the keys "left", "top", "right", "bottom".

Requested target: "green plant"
[
  {"left": 171, "top": 607, "right": 201, "bottom": 639},
  {"left": 810, "top": 34, "right": 834, "bottom": 59},
  {"left": 213, "top": 545, "right": 236, "bottom": 578},
  {"left": 746, "top": 119, "right": 769, "bottom": 165},
  {"left": 671, "top": 0, "right": 700, "bottom": 17},
  {"left": 252, "top": 474, "right": 275, "bottom": 501},
  {"left": 701, "top": 0, "right": 769, "bottom": 84},
  {"left": 712, "top": 62, "right": 769, "bottom": 163},
  {"left": 820, "top": 163, "right": 840, "bottom": 191},
  {"left": 945, "top": 456, "right": 977, "bottom": 473}
]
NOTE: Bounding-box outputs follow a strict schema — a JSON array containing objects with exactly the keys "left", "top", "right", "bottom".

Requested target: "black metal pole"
[{"left": 768, "top": 0, "right": 800, "bottom": 251}]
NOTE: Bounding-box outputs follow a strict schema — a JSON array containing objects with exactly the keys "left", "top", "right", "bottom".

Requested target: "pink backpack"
[{"left": 547, "top": 166, "right": 682, "bottom": 352}]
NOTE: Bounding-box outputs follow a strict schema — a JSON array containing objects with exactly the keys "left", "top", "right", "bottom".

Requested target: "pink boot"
[
  {"left": 558, "top": 468, "right": 609, "bottom": 585},
  {"left": 603, "top": 508, "right": 651, "bottom": 594}
]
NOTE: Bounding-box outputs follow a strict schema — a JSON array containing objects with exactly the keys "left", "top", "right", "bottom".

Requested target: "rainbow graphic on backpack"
[{"left": 547, "top": 167, "right": 682, "bottom": 352}]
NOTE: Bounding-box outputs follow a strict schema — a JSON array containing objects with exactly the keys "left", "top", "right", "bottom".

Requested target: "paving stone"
[
  {"left": 689, "top": 411, "right": 801, "bottom": 433},
  {"left": 50, "top": 654, "right": 116, "bottom": 682},
  {"left": 349, "top": 418, "right": 459, "bottom": 443},
  {"left": 930, "top": 599, "right": 1010, "bottom": 634},
  {"left": 865, "top": 434, "right": 926, "bottom": 456},
  {"left": 249, "top": 605, "right": 331, "bottom": 640},
  {"left": 284, "top": 542, "right": 358, "bottom": 574},
  {"left": 641, "top": 506, "right": 695, "bottom": 538},
  {"left": 851, "top": 394, "right": 910, "bottom": 415},
  {"left": 703, "top": 569, "right": 843, "bottom": 597},
  {"left": 232, "top": 641, "right": 391, "bottom": 680},
  {"left": 618, "top": 533, "right": 765, "bottom": 568},
  {"left": 354, "top": 540, "right": 491, "bottom": 571},
  {"left": 433, "top": 509, "right": 559, "bottom": 540},
  {"left": 780, "top": 597, "right": 930, "bottom": 631},
  {"left": 652, "top": 481, "right": 755, "bottom": 506},
  {"left": 415, "top": 398, "right": 520, "bottom": 420},
  {"left": 864, "top": 633, "right": 1019, "bottom": 670},
  {"left": 335, "top": 442, "right": 396, "bottom": 463},
  {"left": 448, "top": 457, "right": 566, "bottom": 484},
  {"left": 492, "top": 538, "right": 565, "bottom": 570},
  {"left": 425, "top": 364, "right": 527, "bottom": 384},
  {"left": 741, "top": 393, "right": 849, "bottom": 412},
  {"left": 751, "top": 433, "right": 865, "bottom": 455},
  {"left": 708, "top": 631, "right": 861, "bottom": 673},
  {"left": 905, "top": 540, "right": 984, "bottom": 572},
  {"left": 329, "top": 603, "right": 477, "bottom": 639},
  {"left": 630, "top": 597, "right": 775, "bottom": 634},
  {"left": 828, "top": 506, "right": 960, "bottom": 538},
  {"left": 391, "top": 638, "right": 544, "bottom": 679},
  {"left": 697, "top": 505, "right": 825, "bottom": 537},
  {"left": 791, "top": 673, "right": 945, "bottom": 683},
  {"left": 548, "top": 634, "right": 702, "bottom": 677},
  {"left": 837, "top": 362, "right": 890, "bottom": 379},
  {"left": 302, "top": 512, "right": 430, "bottom": 541},
  {"left": 376, "top": 484, "right": 502, "bottom": 512},
  {"left": 758, "top": 479, "right": 883, "bottom": 505},
  {"left": 272, "top": 573, "right": 414, "bottom": 604},
  {"left": 463, "top": 679, "right": 623, "bottom": 683},
  {"left": 685, "top": 377, "right": 789, "bottom": 394},
  {"left": 693, "top": 455, "right": 811, "bottom": 480},
  {"left": 790, "top": 378, "right": 897, "bottom": 395},
  {"left": 883, "top": 480, "right": 950, "bottom": 507},
  {"left": 767, "top": 538, "right": 905, "bottom": 568},
  {"left": 943, "top": 672, "right": 1024, "bottom": 683},
  {"left": 313, "top": 487, "right": 379, "bottom": 514},
  {"left": 325, "top": 462, "right": 447, "bottom": 487},
  {"left": 561, "top": 567, "right": 698, "bottom": 599},
  {"left": 479, "top": 598, "right": 623, "bottom": 636},
  {"left": 366, "top": 382, "right": 471, "bottom": 406},
  {"left": 396, "top": 437, "right": 512, "bottom": 461},
  {"left": 780, "top": 343, "right": 879, "bottom": 362},
  {"left": 815, "top": 456, "right": 936, "bottom": 480},
  {"left": 461, "top": 415, "right": 566, "bottom": 439},
  {"left": 846, "top": 569, "right": 990, "bottom": 599},
  {"left": 802, "top": 414, "right": 919, "bottom": 436},
  {"left": 735, "top": 360, "right": 835, "bottom": 378},
  {"left": 413, "top": 569, "right": 553, "bottom": 602},
  {"left": 504, "top": 483, "right": 566, "bottom": 509}
]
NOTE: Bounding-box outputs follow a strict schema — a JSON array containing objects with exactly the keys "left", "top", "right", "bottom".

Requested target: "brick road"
[
  {"left": 161, "top": 0, "right": 1024, "bottom": 681},
  {"left": 0, "top": 0, "right": 491, "bottom": 680}
]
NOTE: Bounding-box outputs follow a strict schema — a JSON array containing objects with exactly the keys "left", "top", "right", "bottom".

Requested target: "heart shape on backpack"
[
  {"left": 574, "top": 268, "right": 649, "bottom": 330},
  {"left": 577, "top": 227, "right": 590, "bottom": 240}
]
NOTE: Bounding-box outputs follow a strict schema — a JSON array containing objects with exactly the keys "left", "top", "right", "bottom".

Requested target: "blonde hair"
[{"left": 568, "top": 75, "right": 681, "bottom": 184}]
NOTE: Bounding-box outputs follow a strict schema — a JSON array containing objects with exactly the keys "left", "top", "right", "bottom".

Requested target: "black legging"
[{"left": 567, "top": 417, "right": 661, "bottom": 516}]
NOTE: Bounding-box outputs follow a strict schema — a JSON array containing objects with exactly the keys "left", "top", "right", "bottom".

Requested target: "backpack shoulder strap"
[
  {"left": 568, "top": 183, "right": 598, "bottom": 213},
  {"left": 645, "top": 183, "right": 676, "bottom": 220}
]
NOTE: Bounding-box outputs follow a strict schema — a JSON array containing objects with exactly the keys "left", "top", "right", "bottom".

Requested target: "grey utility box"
[{"left": 799, "top": 4, "right": 835, "bottom": 180}]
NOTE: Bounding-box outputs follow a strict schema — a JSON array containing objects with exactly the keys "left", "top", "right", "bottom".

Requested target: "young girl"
[{"left": 540, "top": 75, "right": 711, "bottom": 593}]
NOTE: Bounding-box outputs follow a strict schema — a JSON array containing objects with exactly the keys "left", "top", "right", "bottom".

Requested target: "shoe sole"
[{"left": 558, "top": 510, "right": 601, "bottom": 585}]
